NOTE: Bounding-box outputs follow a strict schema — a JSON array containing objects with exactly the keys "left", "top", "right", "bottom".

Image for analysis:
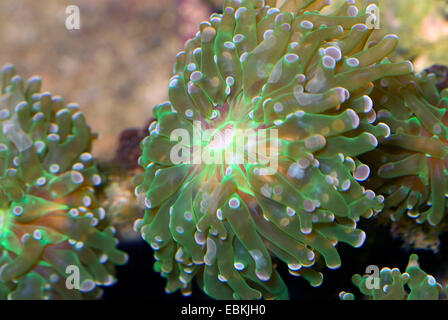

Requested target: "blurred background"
[
  {"left": 0, "top": 0, "right": 447, "bottom": 300},
  {"left": 0, "top": 0, "right": 216, "bottom": 160}
]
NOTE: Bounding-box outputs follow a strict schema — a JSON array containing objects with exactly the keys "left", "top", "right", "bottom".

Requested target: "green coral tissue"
[
  {"left": 340, "top": 254, "right": 448, "bottom": 300},
  {"left": 133, "top": 0, "right": 422, "bottom": 300},
  {"left": 0, "top": 65, "right": 128, "bottom": 299}
]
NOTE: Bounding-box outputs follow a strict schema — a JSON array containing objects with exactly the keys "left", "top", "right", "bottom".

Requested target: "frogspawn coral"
[
  {"left": 339, "top": 254, "right": 448, "bottom": 300},
  {"left": 0, "top": 64, "right": 128, "bottom": 299},
  {"left": 134, "top": 0, "right": 414, "bottom": 299},
  {"left": 364, "top": 70, "right": 448, "bottom": 226}
]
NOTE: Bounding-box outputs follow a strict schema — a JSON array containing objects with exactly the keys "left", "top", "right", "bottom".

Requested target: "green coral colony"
[
  {"left": 365, "top": 71, "right": 448, "bottom": 226},
  {"left": 0, "top": 65, "right": 127, "bottom": 299},
  {"left": 134, "top": 0, "right": 421, "bottom": 299},
  {"left": 0, "top": 0, "right": 446, "bottom": 301},
  {"left": 340, "top": 254, "right": 448, "bottom": 300}
]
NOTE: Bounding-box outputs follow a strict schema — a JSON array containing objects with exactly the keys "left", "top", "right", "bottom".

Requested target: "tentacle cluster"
[
  {"left": 364, "top": 71, "right": 448, "bottom": 226},
  {"left": 0, "top": 65, "right": 128, "bottom": 299},
  {"left": 340, "top": 254, "right": 447, "bottom": 300},
  {"left": 135, "top": 0, "right": 414, "bottom": 299}
]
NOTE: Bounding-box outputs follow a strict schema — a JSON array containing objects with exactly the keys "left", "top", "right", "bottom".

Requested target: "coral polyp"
[
  {"left": 0, "top": 64, "right": 128, "bottom": 299},
  {"left": 339, "top": 254, "right": 448, "bottom": 300},
  {"left": 365, "top": 71, "right": 448, "bottom": 227},
  {"left": 134, "top": 0, "right": 415, "bottom": 299}
]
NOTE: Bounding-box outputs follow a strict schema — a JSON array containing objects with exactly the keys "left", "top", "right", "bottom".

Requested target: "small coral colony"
[{"left": 0, "top": 0, "right": 447, "bottom": 300}]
